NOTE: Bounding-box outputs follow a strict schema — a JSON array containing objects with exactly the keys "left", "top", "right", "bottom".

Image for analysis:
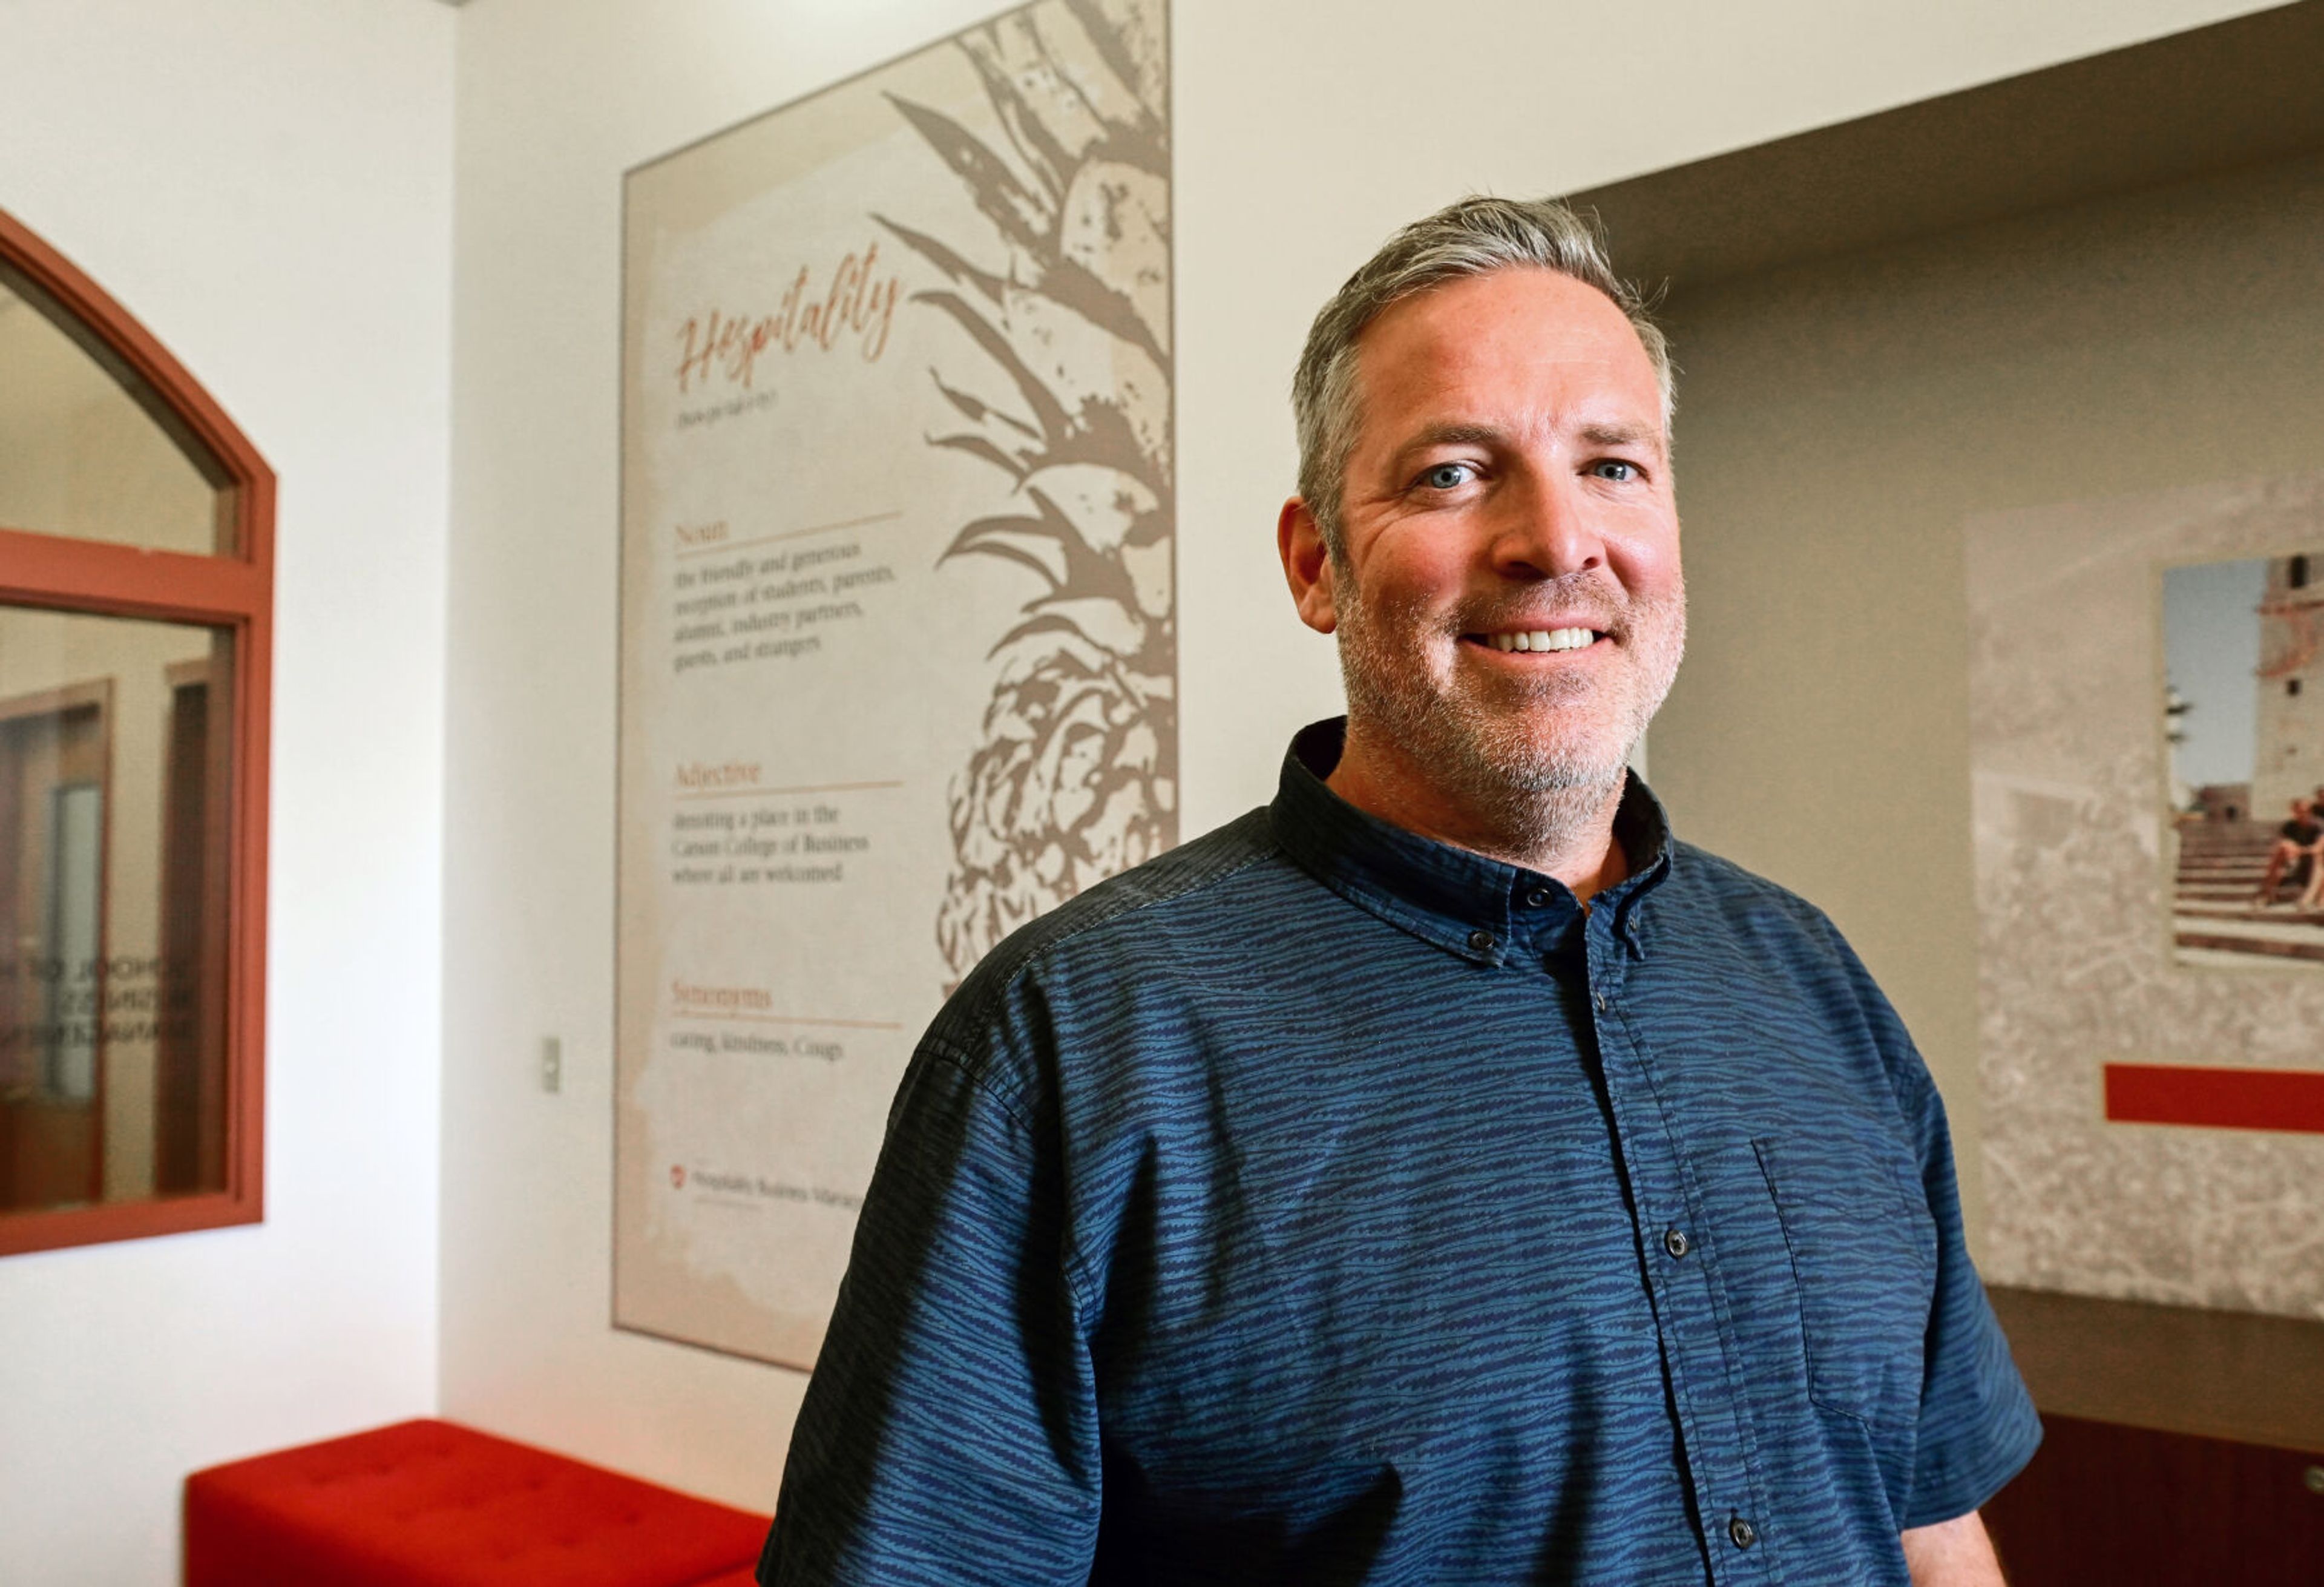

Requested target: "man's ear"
[{"left": 1278, "top": 498, "right": 1339, "bottom": 635}]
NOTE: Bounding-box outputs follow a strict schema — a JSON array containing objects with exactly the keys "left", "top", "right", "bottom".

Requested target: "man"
[
  {"left": 761, "top": 196, "right": 2040, "bottom": 1585},
  {"left": 2254, "top": 796, "right": 2321, "bottom": 907}
]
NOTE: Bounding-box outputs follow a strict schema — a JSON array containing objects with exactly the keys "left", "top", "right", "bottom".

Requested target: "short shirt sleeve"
[
  {"left": 1894, "top": 1054, "right": 2043, "bottom": 1526},
  {"left": 757, "top": 1037, "right": 1101, "bottom": 1585},
  {"left": 1829, "top": 933, "right": 2043, "bottom": 1528}
]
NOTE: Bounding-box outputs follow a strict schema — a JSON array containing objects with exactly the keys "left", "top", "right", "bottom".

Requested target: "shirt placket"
[{"left": 1576, "top": 911, "right": 1782, "bottom": 1586}]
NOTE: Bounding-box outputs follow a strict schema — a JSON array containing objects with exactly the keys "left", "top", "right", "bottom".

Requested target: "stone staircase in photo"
[{"left": 2171, "top": 819, "right": 2324, "bottom": 963}]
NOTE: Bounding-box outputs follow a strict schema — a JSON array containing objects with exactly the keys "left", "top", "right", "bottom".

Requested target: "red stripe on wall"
[{"left": 2103, "top": 1064, "right": 2324, "bottom": 1134}]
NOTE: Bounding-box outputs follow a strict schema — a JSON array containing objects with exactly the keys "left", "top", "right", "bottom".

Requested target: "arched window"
[{"left": 0, "top": 208, "right": 271, "bottom": 1255}]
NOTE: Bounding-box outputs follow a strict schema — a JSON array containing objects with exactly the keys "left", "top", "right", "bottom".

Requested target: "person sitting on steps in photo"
[{"left": 2253, "top": 797, "right": 2324, "bottom": 908}]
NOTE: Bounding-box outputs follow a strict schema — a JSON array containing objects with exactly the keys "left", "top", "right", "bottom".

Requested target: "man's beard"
[{"left": 1334, "top": 568, "right": 1686, "bottom": 858}]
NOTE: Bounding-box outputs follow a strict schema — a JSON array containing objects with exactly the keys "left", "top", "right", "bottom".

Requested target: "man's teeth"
[{"left": 1488, "top": 627, "right": 1597, "bottom": 653}]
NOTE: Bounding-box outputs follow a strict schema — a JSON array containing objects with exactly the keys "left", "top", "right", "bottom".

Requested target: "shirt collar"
[{"left": 1269, "top": 717, "right": 1674, "bottom": 965}]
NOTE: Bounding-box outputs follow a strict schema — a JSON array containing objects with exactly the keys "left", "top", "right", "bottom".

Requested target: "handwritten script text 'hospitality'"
[{"left": 675, "top": 243, "right": 902, "bottom": 393}]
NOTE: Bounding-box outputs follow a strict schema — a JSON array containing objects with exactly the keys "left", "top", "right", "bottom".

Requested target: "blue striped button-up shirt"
[{"left": 763, "top": 718, "right": 2040, "bottom": 1585}]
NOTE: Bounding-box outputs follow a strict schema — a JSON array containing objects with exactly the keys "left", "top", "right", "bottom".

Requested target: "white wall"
[
  {"left": 0, "top": 2, "right": 455, "bottom": 1582},
  {"left": 443, "top": 0, "right": 2288, "bottom": 1514}
]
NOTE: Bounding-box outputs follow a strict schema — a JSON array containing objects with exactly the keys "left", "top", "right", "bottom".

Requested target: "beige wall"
[
  {"left": 1650, "top": 150, "right": 2324, "bottom": 1262},
  {"left": 444, "top": 0, "right": 2291, "bottom": 1513}
]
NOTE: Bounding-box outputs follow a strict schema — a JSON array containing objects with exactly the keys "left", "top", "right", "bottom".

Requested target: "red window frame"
[{"left": 0, "top": 206, "right": 272, "bottom": 1255}]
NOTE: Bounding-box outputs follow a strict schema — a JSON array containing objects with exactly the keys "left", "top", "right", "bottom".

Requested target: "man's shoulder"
[
  {"left": 1658, "top": 836, "right": 1932, "bottom": 1098},
  {"left": 1653, "top": 837, "right": 1900, "bottom": 1020},
  {"left": 940, "top": 807, "right": 1290, "bottom": 1014},
  {"left": 1661, "top": 837, "right": 1842, "bottom": 944}
]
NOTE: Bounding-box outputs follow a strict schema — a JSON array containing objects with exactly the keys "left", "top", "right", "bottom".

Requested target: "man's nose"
[{"left": 1486, "top": 470, "right": 1605, "bottom": 581}]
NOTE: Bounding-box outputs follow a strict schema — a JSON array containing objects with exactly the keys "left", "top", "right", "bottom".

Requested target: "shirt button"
[
  {"left": 1663, "top": 1227, "right": 1691, "bottom": 1258},
  {"left": 1523, "top": 886, "right": 1550, "bottom": 908},
  {"left": 1728, "top": 1516, "right": 1757, "bottom": 1550},
  {"left": 1468, "top": 928, "right": 1495, "bottom": 953}
]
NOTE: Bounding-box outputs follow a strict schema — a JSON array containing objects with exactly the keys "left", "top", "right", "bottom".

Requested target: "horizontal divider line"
[
  {"left": 673, "top": 509, "right": 901, "bottom": 560},
  {"left": 672, "top": 1011, "right": 904, "bottom": 1031},
  {"left": 673, "top": 780, "right": 903, "bottom": 800}
]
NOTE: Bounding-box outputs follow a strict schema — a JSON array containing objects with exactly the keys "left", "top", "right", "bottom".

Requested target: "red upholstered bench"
[{"left": 185, "top": 1418, "right": 769, "bottom": 1587}]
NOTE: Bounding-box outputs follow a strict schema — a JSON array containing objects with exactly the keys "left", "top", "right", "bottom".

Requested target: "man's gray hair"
[{"left": 1290, "top": 195, "right": 1673, "bottom": 551}]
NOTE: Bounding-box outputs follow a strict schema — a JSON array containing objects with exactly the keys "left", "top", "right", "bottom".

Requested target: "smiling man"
[
  {"left": 1287, "top": 258, "right": 1689, "bottom": 901},
  {"left": 761, "top": 197, "right": 2040, "bottom": 1587}
]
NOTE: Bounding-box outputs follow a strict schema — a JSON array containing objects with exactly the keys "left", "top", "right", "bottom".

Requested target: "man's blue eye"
[
  {"left": 1592, "top": 461, "right": 1637, "bottom": 482},
  {"left": 1423, "top": 464, "right": 1471, "bottom": 490}
]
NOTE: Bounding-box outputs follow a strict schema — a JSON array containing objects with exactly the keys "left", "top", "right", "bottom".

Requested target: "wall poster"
[
  {"left": 1965, "top": 474, "right": 2324, "bottom": 1321},
  {"left": 615, "top": 0, "right": 1173, "bottom": 1367}
]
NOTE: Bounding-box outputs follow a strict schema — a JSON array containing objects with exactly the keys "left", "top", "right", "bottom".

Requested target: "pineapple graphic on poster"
[
  {"left": 614, "top": 0, "right": 1173, "bottom": 1367},
  {"left": 874, "top": 7, "right": 1176, "bottom": 983}
]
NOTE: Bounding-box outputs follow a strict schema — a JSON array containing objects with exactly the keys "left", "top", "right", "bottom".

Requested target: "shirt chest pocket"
[{"left": 1748, "top": 1134, "right": 1937, "bottom": 1430}]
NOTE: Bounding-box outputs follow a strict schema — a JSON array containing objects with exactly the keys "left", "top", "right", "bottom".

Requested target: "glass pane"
[
  {"left": 0, "top": 606, "right": 233, "bottom": 1214},
  {"left": 0, "top": 274, "right": 225, "bottom": 554}
]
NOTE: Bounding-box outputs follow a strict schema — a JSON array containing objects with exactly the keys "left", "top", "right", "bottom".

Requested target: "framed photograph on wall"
[{"left": 2163, "top": 551, "right": 2324, "bottom": 968}]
